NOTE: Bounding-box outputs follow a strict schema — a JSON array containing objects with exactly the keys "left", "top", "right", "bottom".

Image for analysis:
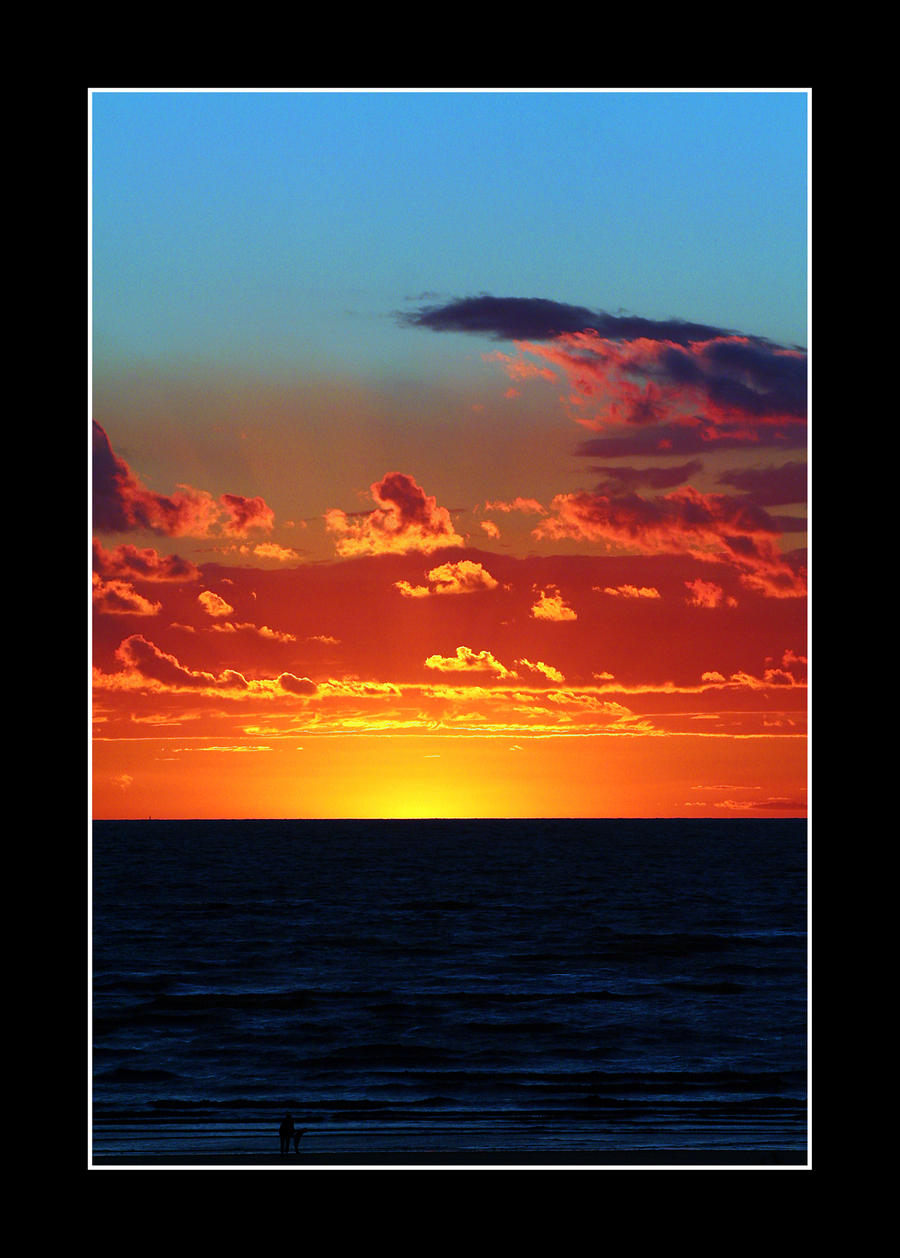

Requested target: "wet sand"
[{"left": 90, "top": 1148, "right": 808, "bottom": 1168}]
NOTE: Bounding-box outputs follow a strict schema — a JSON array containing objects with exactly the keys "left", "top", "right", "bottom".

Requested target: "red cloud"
[
  {"left": 685, "top": 579, "right": 737, "bottom": 609},
  {"left": 92, "top": 573, "right": 162, "bottom": 616},
  {"left": 93, "top": 423, "right": 275, "bottom": 538},
  {"left": 325, "top": 472, "right": 464, "bottom": 556}
]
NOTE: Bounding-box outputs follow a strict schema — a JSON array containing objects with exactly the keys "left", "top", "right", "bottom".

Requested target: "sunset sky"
[{"left": 90, "top": 89, "right": 809, "bottom": 820}]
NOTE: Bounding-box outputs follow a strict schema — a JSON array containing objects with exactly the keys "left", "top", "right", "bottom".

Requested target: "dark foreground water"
[{"left": 91, "top": 818, "right": 808, "bottom": 1166}]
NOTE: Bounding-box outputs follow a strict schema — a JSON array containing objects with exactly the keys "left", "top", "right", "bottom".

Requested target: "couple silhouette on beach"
[{"left": 279, "top": 1112, "right": 307, "bottom": 1153}]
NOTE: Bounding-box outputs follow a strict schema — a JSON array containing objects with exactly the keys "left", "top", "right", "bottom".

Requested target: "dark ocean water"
[{"left": 91, "top": 818, "right": 808, "bottom": 1165}]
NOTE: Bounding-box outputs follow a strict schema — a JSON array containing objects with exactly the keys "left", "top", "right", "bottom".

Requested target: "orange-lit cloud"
[
  {"left": 600, "top": 584, "right": 661, "bottom": 599},
  {"left": 198, "top": 590, "right": 235, "bottom": 618},
  {"left": 325, "top": 472, "right": 464, "bottom": 556},
  {"left": 517, "top": 658, "right": 565, "bottom": 683},
  {"left": 485, "top": 496, "right": 547, "bottom": 515},
  {"left": 246, "top": 542, "right": 302, "bottom": 562},
  {"left": 424, "top": 646, "right": 516, "bottom": 678},
  {"left": 395, "top": 559, "right": 499, "bottom": 599},
  {"left": 530, "top": 586, "right": 577, "bottom": 621},
  {"left": 685, "top": 579, "right": 738, "bottom": 609}
]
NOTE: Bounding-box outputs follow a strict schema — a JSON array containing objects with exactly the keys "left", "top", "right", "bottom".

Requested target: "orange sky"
[{"left": 92, "top": 350, "right": 807, "bottom": 820}]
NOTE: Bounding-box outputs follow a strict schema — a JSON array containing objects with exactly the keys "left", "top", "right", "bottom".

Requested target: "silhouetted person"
[
  {"left": 279, "top": 1111, "right": 295, "bottom": 1154},
  {"left": 292, "top": 1126, "right": 308, "bottom": 1153}
]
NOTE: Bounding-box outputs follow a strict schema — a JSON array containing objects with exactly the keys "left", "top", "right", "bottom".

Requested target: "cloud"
[
  {"left": 591, "top": 461, "right": 704, "bottom": 493},
  {"left": 208, "top": 621, "right": 297, "bottom": 643},
  {"left": 526, "top": 330, "right": 806, "bottom": 432},
  {"left": 325, "top": 472, "right": 464, "bottom": 556},
  {"left": 247, "top": 542, "right": 302, "bottom": 562},
  {"left": 410, "top": 297, "right": 806, "bottom": 457},
  {"left": 220, "top": 493, "right": 275, "bottom": 535},
  {"left": 198, "top": 590, "right": 235, "bottom": 618},
  {"left": 717, "top": 461, "right": 808, "bottom": 506},
  {"left": 400, "top": 294, "right": 756, "bottom": 347},
  {"left": 113, "top": 634, "right": 249, "bottom": 692},
  {"left": 484, "top": 496, "right": 547, "bottom": 515},
  {"left": 92, "top": 573, "right": 162, "bottom": 616},
  {"left": 530, "top": 586, "right": 577, "bottom": 621},
  {"left": 517, "top": 658, "right": 565, "bottom": 683},
  {"left": 534, "top": 487, "right": 806, "bottom": 598},
  {"left": 92, "top": 422, "right": 275, "bottom": 538},
  {"left": 685, "top": 579, "right": 737, "bottom": 609},
  {"left": 600, "top": 584, "right": 661, "bottom": 599},
  {"left": 406, "top": 296, "right": 806, "bottom": 440},
  {"left": 424, "top": 645, "right": 516, "bottom": 678},
  {"left": 480, "top": 520, "right": 501, "bottom": 539},
  {"left": 395, "top": 560, "right": 499, "bottom": 599},
  {"left": 92, "top": 539, "right": 201, "bottom": 583},
  {"left": 575, "top": 420, "right": 808, "bottom": 458},
  {"left": 278, "top": 672, "right": 319, "bottom": 697}
]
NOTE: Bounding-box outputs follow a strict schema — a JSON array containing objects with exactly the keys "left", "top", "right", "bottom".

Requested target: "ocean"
[{"left": 90, "top": 818, "right": 808, "bottom": 1167}]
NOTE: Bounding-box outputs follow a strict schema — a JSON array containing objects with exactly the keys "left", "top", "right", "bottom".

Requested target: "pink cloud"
[
  {"left": 534, "top": 486, "right": 806, "bottom": 598},
  {"left": 92, "top": 422, "right": 275, "bottom": 539},
  {"left": 505, "top": 331, "right": 806, "bottom": 433}
]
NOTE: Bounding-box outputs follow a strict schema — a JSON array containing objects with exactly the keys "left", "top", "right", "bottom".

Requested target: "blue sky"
[{"left": 91, "top": 89, "right": 808, "bottom": 380}]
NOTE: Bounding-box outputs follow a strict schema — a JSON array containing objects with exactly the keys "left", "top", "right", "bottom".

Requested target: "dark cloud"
[
  {"left": 717, "top": 462, "right": 808, "bottom": 506},
  {"left": 591, "top": 461, "right": 704, "bottom": 493},
  {"left": 575, "top": 421, "right": 808, "bottom": 459},
  {"left": 93, "top": 539, "right": 202, "bottom": 583},
  {"left": 399, "top": 294, "right": 756, "bottom": 347}
]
